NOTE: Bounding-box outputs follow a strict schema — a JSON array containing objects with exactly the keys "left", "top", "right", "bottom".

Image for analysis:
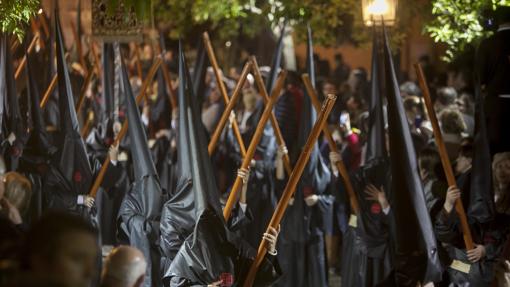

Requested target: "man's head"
[
  {"left": 4, "top": 172, "right": 32, "bottom": 216},
  {"left": 101, "top": 246, "right": 147, "bottom": 287},
  {"left": 434, "top": 87, "right": 457, "bottom": 113},
  {"left": 26, "top": 211, "right": 98, "bottom": 287}
]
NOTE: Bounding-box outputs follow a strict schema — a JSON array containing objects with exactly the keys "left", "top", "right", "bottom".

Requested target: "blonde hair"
[{"left": 4, "top": 172, "right": 32, "bottom": 215}]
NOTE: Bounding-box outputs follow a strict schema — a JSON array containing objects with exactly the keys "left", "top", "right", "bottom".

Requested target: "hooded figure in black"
[
  {"left": 91, "top": 42, "right": 131, "bottom": 246},
  {"left": 19, "top": 47, "right": 58, "bottom": 223},
  {"left": 340, "top": 27, "right": 393, "bottom": 287},
  {"left": 276, "top": 25, "right": 333, "bottom": 287},
  {"left": 381, "top": 25, "right": 442, "bottom": 285},
  {"left": 117, "top": 51, "right": 164, "bottom": 287},
  {"left": 41, "top": 15, "right": 97, "bottom": 217},
  {"left": 433, "top": 79, "right": 504, "bottom": 286},
  {"left": 162, "top": 44, "right": 280, "bottom": 287},
  {"left": 1, "top": 34, "right": 27, "bottom": 171}
]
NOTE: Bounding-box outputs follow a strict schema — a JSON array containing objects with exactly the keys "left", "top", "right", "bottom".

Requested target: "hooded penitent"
[
  {"left": 1, "top": 33, "right": 26, "bottom": 171},
  {"left": 42, "top": 14, "right": 95, "bottom": 214},
  {"left": 163, "top": 43, "right": 280, "bottom": 286},
  {"left": 382, "top": 24, "right": 441, "bottom": 284},
  {"left": 117, "top": 48, "right": 163, "bottom": 287},
  {"left": 341, "top": 26, "right": 393, "bottom": 287},
  {"left": 191, "top": 36, "right": 209, "bottom": 104},
  {"left": 277, "top": 24, "right": 332, "bottom": 287}
]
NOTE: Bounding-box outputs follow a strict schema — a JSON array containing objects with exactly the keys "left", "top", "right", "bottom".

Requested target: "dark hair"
[
  {"left": 25, "top": 211, "right": 97, "bottom": 265},
  {"left": 436, "top": 87, "right": 457, "bottom": 106},
  {"left": 419, "top": 147, "right": 445, "bottom": 180},
  {"left": 459, "top": 137, "right": 474, "bottom": 159}
]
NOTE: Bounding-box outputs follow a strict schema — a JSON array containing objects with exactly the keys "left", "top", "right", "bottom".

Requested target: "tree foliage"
[
  {"left": 0, "top": 0, "right": 40, "bottom": 39},
  {"left": 155, "top": 0, "right": 420, "bottom": 48},
  {"left": 426, "top": 0, "right": 510, "bottom": 62}
]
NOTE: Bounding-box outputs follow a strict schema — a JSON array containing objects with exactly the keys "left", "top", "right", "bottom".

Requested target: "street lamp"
[{"left": 362, "top": 0, "right": 397, "bottom": 26}]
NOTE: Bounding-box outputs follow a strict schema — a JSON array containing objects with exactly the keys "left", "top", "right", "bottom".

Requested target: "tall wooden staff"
[
  {"left": 14, "top": 35, "right": 40, "bottom": 80},
  {"left": 302, "top": 74, "right": 359, "bottom": 214},
  {"left": 415, "top": 63, "right": 474, "bottom": 250},
  {"left": 243, "top": 94, "right": 337, "bottom": 287},
  {"left": 89, "top": 57, "right": 162, "bottom": 198},
  {"left": 75, "top": 68, "right": 95, "bottom": 113},
  {"left": 250, "top": 56, "right": 292, "bottom": 175},
  {"left": 134, "top": 44, "right": 144, "bottom": 79},
  {"left": 203, "top": 32, "right": 247, "bottom": 157},
  {"left": 208, "top": 61, "right": 252, "bottom": 155},
  {"left": 223, "top": 71, "right": 287, "bottom": 220}
]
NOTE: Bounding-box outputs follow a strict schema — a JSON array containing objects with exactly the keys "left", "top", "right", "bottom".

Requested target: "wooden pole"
[
  {"left": 208, "top": 61, "right": 252, "bottom": 155},
  {"left": 90, "top": 42, "right": 102, "bottom": 76},
  {"left": 243, "top": 93, "right": 337, "bottom": 287},
  {"left": 80, "top": 111, "right": 94, "bottom": 138},
  {"left": 415, "top": 63, "right": 474, "bottom": 250},
  {"left": 152, "top": 41, "right": 177, "bottom": 110},
  {"left": 223, "top": 71, "right": 287, "bottom": 220},
  {"left": 203, "top": 32, "right": 247, "bottom": 157},
  {"left": 302, "top": 74, "right": 360, "bottom": 214},
  {"left": 134, "top": 44, "right": 144, "bottom": 80},
  {"left": 250, "top": 56, "right": 292, "bottom": 175},
  {"left": 30, "top": 19, "right": 45, "bottom": 51},
  {"left": 38, "top": 13, "right": 50, "bottom": 39},
  {"left": 88, "top": 57, "right": 162, "bottom": 198},
  {"left": 70, "top": 21, "right": 87, "bottom": 74},
  {"left": 40, "top": 75, "right": 58, "bottom": 108},
  {"left": 75, "top": 68, "right": 94, "bottom": 113},
  {"left": 14, "top": 34, "right": 40, "bottom": 80}
]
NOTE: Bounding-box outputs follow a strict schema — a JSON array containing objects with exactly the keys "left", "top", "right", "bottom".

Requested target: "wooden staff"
[
  {"left": 88, "top": 57, "right": 162, "bottom": 198},
  {"left": 38, "top": 13, "right": 50, "bottom": 39},
  {"left": 208, "top": 61, "right": 252, "bottom": 155},
  {"left": 302, "top": 74, "right": 359, "bottom": 214},
  {"left": 415, "top": 63, "right": 474, "bottom": 250},
  {"left": 80, "top": 111, "right": 94, "bottom": 138},
  {"left": 75, "top": 68, "right": 94, "bottom": 113},
  {"left": 90, "top": 42, "right": 102, "bottom": 76},
  {"left": 10, "top": 39, "right": 20, "bottom": 53},
  {"left": 152, "top": 41, "right": 177, "bottom": 110},
  {"left": 14, "top": 34, "right": 40, "bottom": 80},
  {"left": 134, "top": 44, "right": 144, "bottom": 79},
  {"left": 203, "top": 32, "right": 247, "bottom": 157},
  {"left": 40, "top": 75, "right": 58, "bottom": 108},
  {"left": 250, "top": 56, "right": 292, "bottom": 175},
  {"left": 223, "top": 70, "right": 287, "bottom": 220},
  {"left": 70, "top": 21, "right": 87, "bottom": 74},
  {"left": 30, "top": 18, "right": 45, "bottom": 50},
  {"left": 243, "top": 93, "right": 337, "bottom": 287}
]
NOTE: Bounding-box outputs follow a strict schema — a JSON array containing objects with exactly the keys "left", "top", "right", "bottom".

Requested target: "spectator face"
[
  {"left": 45, "top": 231, "right": 98, "bottom": 287},
  {"left": 346, "top": 96, "right": 360, "bottom": 112},
  {"left": 495, "top": 158, "right": 510, "bottom": 187},
  {"left": 455, "top": 155, "right": 472, "bottom": 174}
]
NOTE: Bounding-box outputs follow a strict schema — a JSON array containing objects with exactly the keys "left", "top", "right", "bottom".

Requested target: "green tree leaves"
[{"left": 0, "top": 0, "right": 39, "bottom": 39}]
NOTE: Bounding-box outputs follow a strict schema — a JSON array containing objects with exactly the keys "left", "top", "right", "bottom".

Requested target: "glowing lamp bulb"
[{"left": 367, "top": 0, "right": 389, "bottom": 15}]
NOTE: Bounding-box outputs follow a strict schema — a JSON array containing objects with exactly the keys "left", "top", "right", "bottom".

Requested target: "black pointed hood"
[
  {"left": 25, "top": 47, "right": 57, "bottom": 157},
  {"left": 366, "top": 28, "right": 387, "bottom": 162},
  {"left": 54, "top": 13, "right": 93, "bottom": 194},
  {"left": 266, "top": 22, "right": 286, "bottom": 93},
  {"left": 0, "top": 35, "right": 11, "bottom": 138},
  {"left": 382, "top": 25, "right": 441, "bottom": 283},
  {"left": 2, "top": 33, "right": 26, "bottom": 171},
  {"left": 192, "top": 36, "right": 208, "bottom": 103},
  {"left": 102, "top": 42, "right": 115, "bottom": 119},
  {"left": 468, "top": 81, "right": 495, "bottom": 223},
  {"left": 121, "top": 56, "right": 158, "bottom": 181}
]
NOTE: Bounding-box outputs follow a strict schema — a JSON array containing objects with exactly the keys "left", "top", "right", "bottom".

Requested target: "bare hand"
[
  {"left": 207, "top": 280, "right": 222, "bottom": 287},
  {"left": 364, "top": 184, "right": 389, "bottom": 210},
  {"left": 466, "top": 244, "right": 486, "bottom": 263},
  {"left": 263, "top": 225, "right": 280, "bottom": 255},
  {"left": 444, "top": 185, "right": 461, "bottom": 213},
  {"left": 304, "top": 194, "right": 319, "bottom": 206},
  {"left": 84, "top": 196, "right": 95, "bottom": 208},
  {"left": 276, "top": 145, "right": 288, "bottom": 160},
  {"left": 329, "top": 151, "right": 341, "bottom": 165},
  {"left": 0, "top": 198, "right": 22, "bottom": 225},
  {"left": 109, "top": 142, "right": 119, "bottom": 163}
]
